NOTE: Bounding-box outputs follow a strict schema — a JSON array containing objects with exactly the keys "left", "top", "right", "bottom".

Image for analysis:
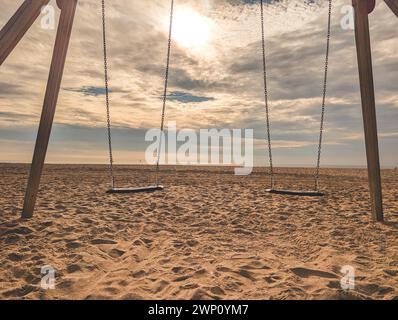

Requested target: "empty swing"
[
  {"left": 101, "top": 0, "right": 174, "bottom": 194},
  {"left": 260, "top": 0, "right": 333, "bottom": 197}
]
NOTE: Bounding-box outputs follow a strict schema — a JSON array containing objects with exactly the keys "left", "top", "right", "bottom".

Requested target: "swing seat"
[
  {"left": 107, "top": 185, "right": 164, "bottom": 194},
  {"left": 266, "top": 189, "right": 324, "bottom": 197}
]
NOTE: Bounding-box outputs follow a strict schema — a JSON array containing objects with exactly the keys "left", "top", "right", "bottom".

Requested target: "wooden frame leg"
[
  {"left": 22, "top": 0, "right": 78, "bottom": 218},
  {"left": 0, "top": 0, "right": 51, "bottom": 65},
  {"left": 352, "top": 0, "right": 384, "bottom": 222}
]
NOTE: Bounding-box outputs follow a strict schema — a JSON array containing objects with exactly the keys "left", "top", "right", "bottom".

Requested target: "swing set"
[
  {"left": 103, "top": 0, "right": 329, "bottom": 197},
  {"left": 0, "top": 0, "right": 396, "bottom": 221}
]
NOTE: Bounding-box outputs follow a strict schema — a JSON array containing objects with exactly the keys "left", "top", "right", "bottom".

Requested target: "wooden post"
[
  {"left": 384, "top": 0, "right": 398, "bottom": 17},
  {"left": 22, "top": 0, "right": 78, "bottom": 218},
  {"left": 0, "top": 0, "right": 50, "bottom": 65},
  {"left": 352, "top": 0, "right": 384, "bottom": 222}
]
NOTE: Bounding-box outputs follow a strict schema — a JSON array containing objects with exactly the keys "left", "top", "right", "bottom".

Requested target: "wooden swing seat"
[
  {"left": 266, "top": 189, "right": 324, "bottom": 197},
  {"left": 107, "top": 185, "right": 164, "bottom": 194}
]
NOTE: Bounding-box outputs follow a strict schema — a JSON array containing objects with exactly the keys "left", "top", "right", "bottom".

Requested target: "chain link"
[
  {"left": 315, "top": 0, "right": 332, "bottom": 191},
  {"left": 155, "top": 0, "right": 174, "bottom": 186},
  {"left": 260, "top": 0, "right": 274, "bottom": 189},
  {"left": 101, "top": 0, "right": 115, "bottom": 188},
  {"left": 261, "top": 0, "right": 332, "bottom": 191},
  {"left": 102, "top": 0, "right": 173, "bottom": 188}
]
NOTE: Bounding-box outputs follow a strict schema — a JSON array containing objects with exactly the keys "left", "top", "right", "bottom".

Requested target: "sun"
[{"left": 169, "top": 7, "right": 212, "bottom": 51}]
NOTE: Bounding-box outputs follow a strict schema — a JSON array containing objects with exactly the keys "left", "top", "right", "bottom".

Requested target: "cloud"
[
  {"left": 166, "top": 91, "right": 215, "bottom": 103},
  {"left": 0, "top": 111, "right": 34, "bottom": 121},
  {"left": 0, "top": 0, "right": 397, "bottom": 166},
  {"left": 63, "top": 86, "right": 109, "bottom": 96}
]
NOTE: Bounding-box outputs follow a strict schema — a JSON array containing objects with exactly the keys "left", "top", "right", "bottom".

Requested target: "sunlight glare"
[{"left": 169, "top": 7, "right": 212, "bottom": 51}]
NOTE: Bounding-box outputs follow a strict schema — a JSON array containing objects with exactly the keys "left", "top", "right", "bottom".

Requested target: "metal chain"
[
  {"left": 261, "top": 0, "right": 332, "bottom": 191},
  {"left": 260, "top": 0, "right": 274, "bottom": 189},
  {"left": 101, "top": 0, "right": 115, "bottom": 188},
  {"left": 314, "top": 0, "right": 332, "bottom": 191},
  {"left": 155, "top": 0, "right": 174, "bottom": 186}
]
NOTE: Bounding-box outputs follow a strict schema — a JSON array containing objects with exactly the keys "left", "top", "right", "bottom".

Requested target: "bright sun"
[{"left": 169, "top": 7, "right": 211, "bottom": 51}]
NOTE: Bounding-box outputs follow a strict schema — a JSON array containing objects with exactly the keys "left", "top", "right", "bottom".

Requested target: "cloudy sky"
[{"left": 0, "top": 0, "right": 397, "bottom": 166}]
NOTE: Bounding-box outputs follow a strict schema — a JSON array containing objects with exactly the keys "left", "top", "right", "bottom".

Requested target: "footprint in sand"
[
  {"left": 7, "top": 253, "right": 24, "bottom": 262},
  {"left": 241, "top": 261, "right": 271, "bottom": 270},
  {"left": 132, "top": 270, "right": 147, "bottom": 278},
  {"left": 290, "top": 267, "right": 338, "bottom": 279},
  {"left": 91, "top": 239, "right": 117, "bottom": 245},
  {"left": 186, "top": 239, "right": 199, "bottom": 247},
  {"left": 216, "top": 266, "right": 232, "bottom": 273},
  {"left": 210, "top": 286, "right": 225, "bottom": 295},
  {"left": 171, "top": 266, "right": 183, "bottom": 274},
  {"left": 66, "top": 264, "right": 82, "bottom": 274},
  {"left": 216, "top": 265, "right": 256, "bottom": 281},
  {"left": 54, "top": 204, "right": 67, "bottom": 211},
  {"left": 4, "top": 226, "right": 33, "bottom": 235},
  {"left": 82, "top": 217, "right": 93, "bottom": 224},
  {"left": 108, "top": 248, "right": 125, "bottom": 258},
  {"left": 174, "top": 275, "right": 192, "bottom": 282},
  {"left": 120, "top": 293, "right": 145, "bottom": 300},
  {"left": 181, "top": 283, "right": 199, "bottom": 290},
  {"left": 384, "top": 269, "right": 398, "bottom": 277},
  {"left": 357, "top": 283, "right": 395, "bottom": 296},
  {"left": 141, "top": 238, "right": 153, "bottom": 247},
  {"left": 66, "top": 241, "right": 82, "bottom": 249},
  {"left": 152, "top": 280, "right": 170, "bottom": 293},
  {"left": 191, "top": 288, "right": 221, "bottom": 300},
  {"left": 326, "top": 280, "right": 340, "bottom": 289},
  {"left": 3, "top": 285, "right": 37, "bottom": 298},
  {"left": 264, "top": 274, "right": 282, "bottom": 284},
  {"left": 194, "top": 268, "right": 208, "bottom": 276},
  {"left": 4, "top": 234, "right": 20, "bottom": 244},
  {"left": 233, "top": 269, "right": 256, "bottom": 281}
]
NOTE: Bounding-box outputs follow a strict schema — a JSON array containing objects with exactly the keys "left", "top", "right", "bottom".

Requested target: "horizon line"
[{"left": 1, "top": 162, "right": 397, "bottom": 169}]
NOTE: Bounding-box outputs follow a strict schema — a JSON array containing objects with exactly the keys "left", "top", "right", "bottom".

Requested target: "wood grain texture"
[
  {"left": 0, "top": 0, "right": 50, "bottom": 65},
  {"left": 22, "top": 0, "right": 78, "bottom": 218},
  {"left": 352, "top": 0, "right": 384, "bottom": 221}
]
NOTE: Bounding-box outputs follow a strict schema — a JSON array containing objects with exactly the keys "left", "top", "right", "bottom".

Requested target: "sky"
[{"left": 0, "top": 0, "right": 397, "bottom": 167}]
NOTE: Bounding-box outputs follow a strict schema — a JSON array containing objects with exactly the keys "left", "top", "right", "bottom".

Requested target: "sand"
[{"left": 0, "top": 164, "right": 397, "bottom": 300}]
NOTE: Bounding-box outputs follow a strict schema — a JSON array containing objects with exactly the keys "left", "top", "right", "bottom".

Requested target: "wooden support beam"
[
  {"left": 22, "top": 0, "right": 78, "bottom": 218},
  {"left": 0, "top": 0, "right": 50, "bottom": 65},
  {"left": 352, "top": 0, "right": 384, "bottom": 222},
  {"left": 384, "top": 0, "right": 398, "bottom": 17}
]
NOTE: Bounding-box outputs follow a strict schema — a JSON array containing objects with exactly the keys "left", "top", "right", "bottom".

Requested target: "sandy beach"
[{"left": 0, "top": 164, "right": 397, "bottom": 300}]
